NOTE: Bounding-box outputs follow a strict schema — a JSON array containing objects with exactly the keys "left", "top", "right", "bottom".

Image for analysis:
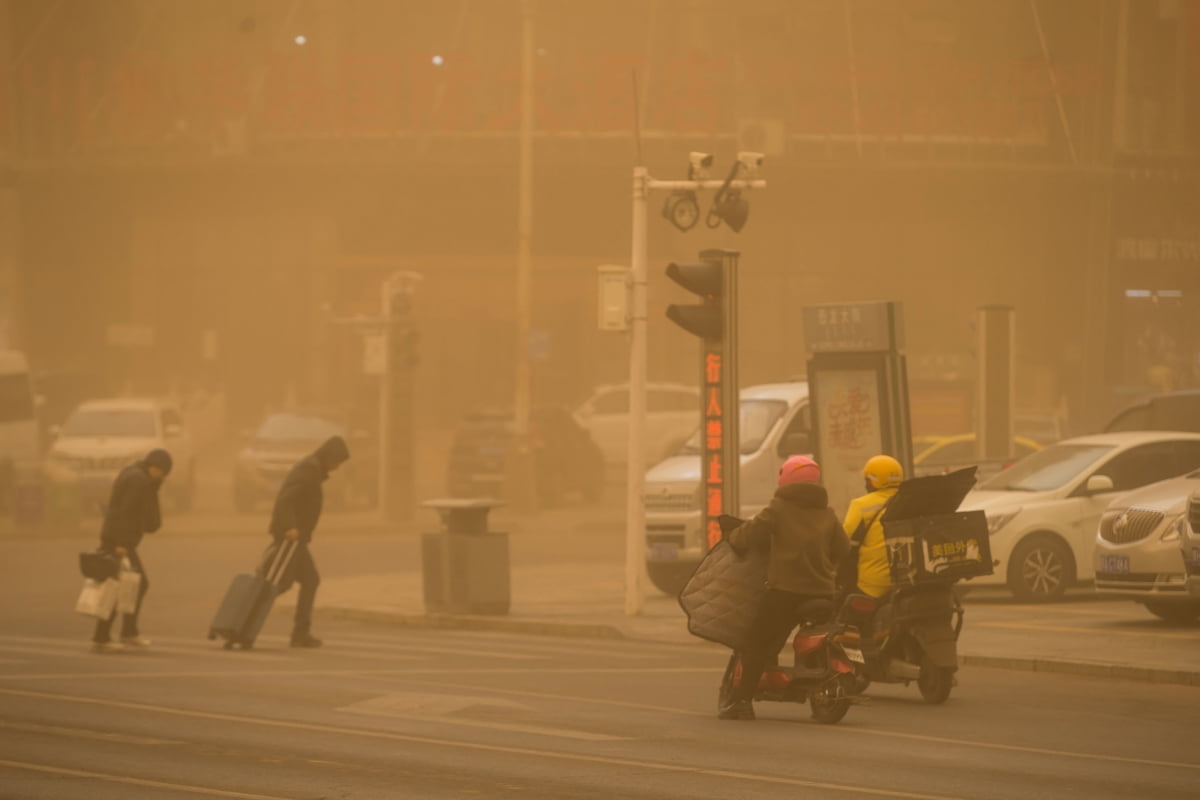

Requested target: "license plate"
[
  {"left": 651, "top": 543, "right": 679, "bottom": 561},
  {"left": 1099, "top": 554, "right": 1130, "bottom": 575},
  {"left": 842, "top": 647, "right": 865, "bottom": 664}
]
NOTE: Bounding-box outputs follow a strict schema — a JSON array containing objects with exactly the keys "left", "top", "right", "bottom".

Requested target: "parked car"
[
  {"left": 912, "top": 433, "right": 1042, "bottom": 479},
  {"left": 47, "top": 397, "right": 195, "bottom": 511},
  {"left": 643, "top": 381, "right": 813, "bottom": 595},
  {"left": 1184, "top": 492, "right": 1200, "bottom": 600},
  {"left": 1093, "top": 470, "right": 1200, "bottom": 623},
  {"left": 446, "top": 405, "right": 604, "bottom": 507},
  {"left": 573, "top": 382, "right": 699, "bottom": 467},
  {"left": 0, "top": 351, "right": 41, "bottom": 467},
  {"left": 959, "top": 431, "right": 1200, "bottom": 601},
  {"left": 1104, "top": 389, "right": 1200, "bottom": 434},
  {"left": 232, "top": 411, "right": 376, "bottom": 513}
]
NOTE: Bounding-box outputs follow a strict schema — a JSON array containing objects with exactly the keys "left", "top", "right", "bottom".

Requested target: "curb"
[
  {"left": 960, "top": 654, "right": 1200, "bottom": 688},
  {"left": 310, "top": 605, "right": 1200, "bottom": 689}
]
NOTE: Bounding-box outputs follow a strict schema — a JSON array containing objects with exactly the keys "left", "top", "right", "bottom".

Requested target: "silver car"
[
  {"left": 1094, "top": 469, "right": 1200, "bottom": 623},
  {"left": 1184, "top": 492, "right": 1200, "bottom": 599}
]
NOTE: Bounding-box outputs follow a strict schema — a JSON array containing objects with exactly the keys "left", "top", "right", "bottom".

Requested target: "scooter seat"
[{"left": 796, "top": 598, "right": 834, "bottom": 624}]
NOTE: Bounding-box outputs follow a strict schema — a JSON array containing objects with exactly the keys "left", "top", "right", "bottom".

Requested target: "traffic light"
[
  {"left": 664, "top": 249, "right": 740, "bottom": 552},
  {"left": 665, "top": 256, "right": 723, "bottom": 339}
]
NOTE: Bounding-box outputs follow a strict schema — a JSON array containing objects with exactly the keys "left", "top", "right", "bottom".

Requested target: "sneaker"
[
  {"left": 717, "top": 699, "right": 756, "bottom": 721},
  {"left": 290, "top": 633, "right": 323, "bottom": 648},
  {"left": 120, "top": 636, "right": 152, "bottom": 648},
  {"left": 90, "top": 641, "right": 124, "bottom": 654}
]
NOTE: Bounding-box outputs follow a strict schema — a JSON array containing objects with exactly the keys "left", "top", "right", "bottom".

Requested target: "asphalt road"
[
  {"left": 3, "top": 515, "right": 1198, "bottom": 798},
  {"left": 0, "top": 620, "right": 1197, "bottom": 800}
]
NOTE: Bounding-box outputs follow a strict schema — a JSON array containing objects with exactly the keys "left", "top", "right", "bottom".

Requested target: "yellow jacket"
[{"left": 842, "top": 487, "right": 898, "bottom": 598}]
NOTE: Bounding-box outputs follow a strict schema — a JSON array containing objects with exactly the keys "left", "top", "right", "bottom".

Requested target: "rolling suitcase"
[{"left": 208, "top": 540, "right": 298, "bottom": 650}]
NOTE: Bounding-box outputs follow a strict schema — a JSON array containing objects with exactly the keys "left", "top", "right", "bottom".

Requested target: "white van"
[
  {"left": 643, "top": 381, "right": 813, "bottom": 595},
  {"left": 0, "top": 351, "right": 41, "bottom": 468}
]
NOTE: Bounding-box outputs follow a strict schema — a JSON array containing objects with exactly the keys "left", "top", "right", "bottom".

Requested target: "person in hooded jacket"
[
  {"left": 91, "top": 449, "right": 173, "bottom": 653},
  {"left": 268, "top": 435, "right": 350, "bottom": 648},
  {"left": 719, "top": 455, "right": 850, "bottom": 720}
]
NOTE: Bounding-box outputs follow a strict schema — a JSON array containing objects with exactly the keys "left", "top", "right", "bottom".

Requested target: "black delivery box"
[{"left": 881, "top": 467, "right": 993, "bottom": 584}]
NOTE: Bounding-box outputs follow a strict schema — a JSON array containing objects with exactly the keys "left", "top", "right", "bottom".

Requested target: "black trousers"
[
  {"left": 93, "top": 548, "right": 149, "bottom": 642},
  {"left": 732, "top": 588, "right": 826, "bottom": 703},
  {"left": 289, "top": 543, "right": 320, "bottom": 636}
]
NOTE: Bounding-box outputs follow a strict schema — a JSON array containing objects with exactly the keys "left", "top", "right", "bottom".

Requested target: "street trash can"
[{"left": 420, "top": 498, "right": 510, "bottom": 615}]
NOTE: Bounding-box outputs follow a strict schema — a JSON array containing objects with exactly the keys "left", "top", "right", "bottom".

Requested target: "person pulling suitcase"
[{"left": 268, "top": 435, "right": 350, "bottom": 648}]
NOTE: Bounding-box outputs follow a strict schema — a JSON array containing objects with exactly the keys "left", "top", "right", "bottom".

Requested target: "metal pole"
[
  {"left": 626, "top": 166, "right": 648, "bottom": 616},
  {"left": 378, "top": 282, "right": 392, "bottom": 520},
  {"left": 510, "top": 0, "right": 537, "bottom": 511}
]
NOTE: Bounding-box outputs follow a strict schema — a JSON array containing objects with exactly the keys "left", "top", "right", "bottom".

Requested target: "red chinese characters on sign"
[
  {"left": 828, "top": 386, "right": 873, "bottom": 450},
  {"left": 703, "top": 350, "right": 724, "bottom": 550}
]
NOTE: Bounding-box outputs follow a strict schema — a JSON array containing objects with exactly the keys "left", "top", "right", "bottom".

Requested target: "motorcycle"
[
  {"left": 717, "top": 596, "right": 871, "bottom": 724},
  {"left": 840, "top": 581, "right": 964, "bottom": 704}
]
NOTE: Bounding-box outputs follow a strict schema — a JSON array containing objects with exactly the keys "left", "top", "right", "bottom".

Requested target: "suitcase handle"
[{"left": 262, "top": 540, "right": 298, "bottom": 585}]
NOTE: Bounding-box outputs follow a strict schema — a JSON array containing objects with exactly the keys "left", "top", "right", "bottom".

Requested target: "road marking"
[
  {"left": 0, "top": 758, "right": 296, "bottom": 799},
  {"left": 975, "top": 621, "right": 1200, "bottom": 640},
  {"left": 394, "top": 676, "right": 1200, "bottom": 773},
  {"left": 0, "top": 666, "right": 718, "bottom": 681},
  {"left": 0, "top": 719, "right": 180, "bottom": 745},
  {"left": 0, "top": 643, "right": 100, "bottom": 660},
  {"left": 331, "top": 630, "right": 676, "bottom": 661},
  {"left": 0, "top": 687, "right": 965, "bottom": 799},
  {"left": 337, "top": 692, "right": 628, "bottom": 742}
]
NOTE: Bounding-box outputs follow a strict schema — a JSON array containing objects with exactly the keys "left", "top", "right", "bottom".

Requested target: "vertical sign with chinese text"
[{"left": 700, "top": 250, "right": 739, "bottom": 550}]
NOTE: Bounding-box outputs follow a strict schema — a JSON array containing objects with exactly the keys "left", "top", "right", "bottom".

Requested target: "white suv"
[{"left": 47, "top": 398, "right": 195, "bottom": 511}]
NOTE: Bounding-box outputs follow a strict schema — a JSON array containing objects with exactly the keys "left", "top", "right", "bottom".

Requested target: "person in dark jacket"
[
  {"left": 268, "top": 435, "right": 350, "bottom": 647},
  {"left": 91, "top": 449, "right": 172, "bottom": 652},
  {"left": 719, "top": 455, "right": 850, "bottom": 720}
]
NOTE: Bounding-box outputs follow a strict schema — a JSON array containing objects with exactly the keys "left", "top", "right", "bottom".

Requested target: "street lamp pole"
[
  {"left": 624, "top": 168, "right": 766, "bottom": 616},
  {"left": 509, "top": 0, "right": 538, "bottom": 512}
]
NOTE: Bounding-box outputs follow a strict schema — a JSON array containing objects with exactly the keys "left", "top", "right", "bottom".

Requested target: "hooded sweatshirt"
[
  {"left": 727, "top": 482, "right": 850, "bottom": 596},
  {"left": 99, "top": 458, "right": 164, "bottom": 551},
  {"left": 268, "top": 436, "right": 350, "bottom": 543}
]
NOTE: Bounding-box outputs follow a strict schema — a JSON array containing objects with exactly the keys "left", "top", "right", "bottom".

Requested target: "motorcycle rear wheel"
[{"left": 917, "top": 654, "right": 954, "bottom": 704}]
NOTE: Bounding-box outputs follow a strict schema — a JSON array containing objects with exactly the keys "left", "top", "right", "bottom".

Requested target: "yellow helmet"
[{"left": 863, "top": 454, "right": 903, "bottom": 490}]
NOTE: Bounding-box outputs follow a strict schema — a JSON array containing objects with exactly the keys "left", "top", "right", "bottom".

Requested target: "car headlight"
[
  {"left": 1161, "top": 514, "right": 1187, "bottom": 543},
  {"left": 986, "top": 509, "right": 1022, "bottom": 535}
]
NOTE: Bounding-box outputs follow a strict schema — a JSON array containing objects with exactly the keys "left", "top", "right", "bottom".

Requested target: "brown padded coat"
[{"left": 726, "top": 482, "right": 850, "bottom": 596}]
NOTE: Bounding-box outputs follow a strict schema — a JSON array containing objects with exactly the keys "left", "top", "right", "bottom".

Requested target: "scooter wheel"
[
  {"left": 917, "top": 656, "right": 954, "bottom": 704},
  {"left": 810, "top": 694, "right": 851, "bottom": 724}
]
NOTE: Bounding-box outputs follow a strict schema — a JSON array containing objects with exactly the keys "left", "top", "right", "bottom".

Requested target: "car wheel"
[
  {"left": 1142, "top": 600, "right": 1200, "bottom": 624},
  {"left": 1006, "top": 535, "right": 1073, "bottom": 602},
  {"left": 646, "top": 560, "right": 698, "bottom": 596}
]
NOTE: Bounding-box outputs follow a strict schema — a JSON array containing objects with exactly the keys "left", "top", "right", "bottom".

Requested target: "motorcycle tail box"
[{"left": 881, "top": 467, "right": 994, "bottom": 585}]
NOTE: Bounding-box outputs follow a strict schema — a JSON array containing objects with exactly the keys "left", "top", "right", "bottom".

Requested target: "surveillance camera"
[
  {"left": 688, "top": 151, "right": 714, "bottom": 179},
  {"left": 736, "top": 151, "right": 764, "bottom": 173}
]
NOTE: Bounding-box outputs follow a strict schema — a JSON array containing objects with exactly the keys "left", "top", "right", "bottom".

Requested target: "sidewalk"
[{"left": 296, "top": 560, "right": 1200, "bottom": 688}]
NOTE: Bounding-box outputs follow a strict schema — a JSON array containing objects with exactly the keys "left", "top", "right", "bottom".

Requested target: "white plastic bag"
[
  {"left": 116, "top": 559, "right": 142, "bottom": 614},
  {"left": 75, "top": 578, "right": 118, "bottom": 620}
]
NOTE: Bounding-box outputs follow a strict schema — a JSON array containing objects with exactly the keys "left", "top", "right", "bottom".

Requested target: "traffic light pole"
[{"left": 625, "top": 167, "right": 764, "bottom": 616}]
